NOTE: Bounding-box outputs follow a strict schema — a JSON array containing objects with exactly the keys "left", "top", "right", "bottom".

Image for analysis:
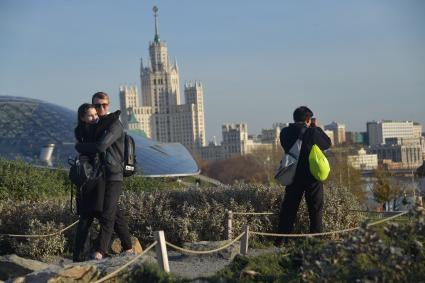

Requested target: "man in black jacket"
[
  {"left": 276, "top": 106, "right": 331, "bottom": 245},
  {"left": 76, "top": 92, "right": 132, "bottom": 260}
]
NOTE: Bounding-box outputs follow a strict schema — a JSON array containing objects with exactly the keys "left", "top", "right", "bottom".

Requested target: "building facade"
[
  {"left": 346, "top": 131, "right": 367, "bottom": 145},
  {"left": 367, "top": 120, "right": 419, "bottom": 146},
  {"left": 200, "top": 123, "right": 276, "bottom": 161},
  {"left": 260, "top": 127, "right": 280, "bottom": 146},
  {"left": 325, "top": 121, "right": 346, "bottom": 145},
  {"left": 368, "top": 137, "right": 423, "bottom": 169},
  {"left": 324, "top": 130, "right": 335, "bottom": 146},
  {"left": 347, "top": 148, "right": 378, "bottom": 170},
  {"left": 119, "top": 7, "right": 206, "bottom": 151}
]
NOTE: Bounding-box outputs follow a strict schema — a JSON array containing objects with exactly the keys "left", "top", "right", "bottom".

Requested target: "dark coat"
[
  {"left": 76, "top": 111, "right": 124, "bottom": 182},
  {"left": 280, "top": 122, "right": 331, "bottom": 186},
  {"left": 73, "top": 111, "right": 122, "bottom": 215}
]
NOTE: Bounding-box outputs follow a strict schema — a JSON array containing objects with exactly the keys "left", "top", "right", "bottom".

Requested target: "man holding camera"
[{"left": 275, "top": 106, "right": 331, "bottom": 246}]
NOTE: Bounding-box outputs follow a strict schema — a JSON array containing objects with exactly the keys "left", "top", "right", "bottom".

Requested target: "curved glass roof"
[
  {"left": 0, "top": 96, "right": 76, "bottom": 163},
  {"left": 130, "top": 133, "right": 199, "bottom": 176},
  {"left": 0, "top": 96, "right": 199, "bottom": 176}
]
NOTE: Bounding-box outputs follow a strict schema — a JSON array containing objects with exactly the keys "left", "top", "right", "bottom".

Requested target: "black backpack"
[
  {"left": 123, "top": 133, "right": 137, "bottom": 177},
  {"left": 68, "top": 155, "right": 103, "bottom": 187}
]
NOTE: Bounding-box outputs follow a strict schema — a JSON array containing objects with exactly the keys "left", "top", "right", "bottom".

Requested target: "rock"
[
  {"left": 47, "top": 265, "right": 98, "bottom": 283},
  {"left": 0, "top": 254, "right": 51, "bottom": 281},
  {"left": 5, "top": 256, "right": 141, "bottom": 283},
  {"left": 182, "top": 240, "right": 240, "bottom": 260},
  {"left": 10, "top": 277, "right": 25, "bottom": 283},
  {"left": 110, "top": 236, "right": 143, "bottom": 255}
]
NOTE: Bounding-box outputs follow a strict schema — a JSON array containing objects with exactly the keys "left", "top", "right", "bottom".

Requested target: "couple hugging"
[{"left": 73, "top": 92, "right": 133, "bottom": 262}]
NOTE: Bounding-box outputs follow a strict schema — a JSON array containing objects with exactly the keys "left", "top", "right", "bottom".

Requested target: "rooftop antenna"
[{"left": 153, "top": 6, "right": 160, "bottom": 43}]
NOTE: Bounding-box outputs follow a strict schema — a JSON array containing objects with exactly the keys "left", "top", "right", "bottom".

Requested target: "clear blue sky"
[{"left": 1, "top": 0, "right": 424, "bottom": 141}]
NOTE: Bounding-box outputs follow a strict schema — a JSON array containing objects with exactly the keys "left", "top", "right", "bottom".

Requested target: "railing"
[
  {"left": 225, "top": 209, "right": 409, "bottom": 239},
  {"left": 0, "top": 210, "right": 409, "bottom": 282}
]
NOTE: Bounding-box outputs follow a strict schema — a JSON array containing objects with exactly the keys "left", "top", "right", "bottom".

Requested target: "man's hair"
[
  {"left": 293, "top": 106, "right": 313, "bottom": 122},
  {"left": 92, "top": 92, "right": 109, "bottom": 103}
]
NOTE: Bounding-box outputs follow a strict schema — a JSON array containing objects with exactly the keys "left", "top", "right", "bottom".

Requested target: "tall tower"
[
  {"left": 140, "top": 6, "right": 180, "bottom": 142},
  {"left": 119, "top": 85, "right": 139, "bottom": 129},
  {"left": 184, "top": 81, "right": 206, "bottom": 148}
]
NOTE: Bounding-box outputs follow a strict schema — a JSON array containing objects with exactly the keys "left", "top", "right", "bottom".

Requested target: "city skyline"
[{"left": 1, "top": 0, "right": 424, "bottom": 141}]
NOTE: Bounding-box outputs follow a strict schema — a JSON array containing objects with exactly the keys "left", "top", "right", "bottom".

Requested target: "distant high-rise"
[
  {"left": 120, "top": 6, "right": 206, "bottom": 151},
  {"left": 325, "top": 121, "right": 346, "bottom": 145},
  {"left": 221, "top": 123, "right": 249, "bottom": 158},
  {"left": 367, "top": 120, "right": 419, "bottom": 146}
]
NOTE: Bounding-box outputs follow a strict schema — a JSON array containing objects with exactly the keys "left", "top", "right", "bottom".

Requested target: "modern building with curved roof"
[{"left": 0, "top": 96, "right": 199, "bottom": 176}]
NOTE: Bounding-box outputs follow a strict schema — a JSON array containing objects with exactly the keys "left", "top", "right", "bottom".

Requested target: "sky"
[{"left": 1, "top": 0, "right": 424, "bottom": 141}]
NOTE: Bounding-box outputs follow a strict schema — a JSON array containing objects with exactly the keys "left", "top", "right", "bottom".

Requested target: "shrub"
[
  {"left": 0, "top": 184, "right": 363, "bottom": 260},
  {"left": 11, "top": 219, "right": 66, "bottom": 262},
  {"left": 0, "top": 159, "right": 185, "bottom": 202},
  {"left": 298, "top": 205, "right": 425, "bottom": 282},
  {"left": 125, "top": 262, "right": 180, "bottom": 283},
  {"left": 0, "top": 159, "right": 72, "bottom": 201},
  {"left": 123, "top": 175, "right": 184, "bottom": 192},
  {"left": 214, "top": 205, "right": 425, "bottom": 282},
  {"left": 0, "top": 199, "right": 76, "bottom": 257}
]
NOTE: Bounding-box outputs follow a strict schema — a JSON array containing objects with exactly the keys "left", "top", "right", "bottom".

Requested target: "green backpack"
[{"left": 308, "top": 144, "right": 330, "bottom": 181}]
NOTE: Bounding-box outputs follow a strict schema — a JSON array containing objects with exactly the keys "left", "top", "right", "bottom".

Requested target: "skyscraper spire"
[{"left": 153, "top": 6, "right": 160, "bottom": 43}]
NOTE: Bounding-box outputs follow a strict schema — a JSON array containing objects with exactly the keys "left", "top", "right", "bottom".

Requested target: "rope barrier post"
[
  {"left": 240, "top": 225, "right": 249, "bottom": 255},
  {"left": 154, "top": 231, "right": 170, "bottom": 273},
  {"left": 227, "top": 210, "right": 233, "bottom": 240}
]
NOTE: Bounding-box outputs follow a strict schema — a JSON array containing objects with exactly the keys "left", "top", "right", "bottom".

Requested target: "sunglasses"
[{"left": 94, "top": 103, "right": 109, "bottom": 108}]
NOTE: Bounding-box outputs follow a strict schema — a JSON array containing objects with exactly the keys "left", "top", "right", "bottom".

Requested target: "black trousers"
[
  {"left": 277, "top": 182, "right": 324, "bottom": 235},
  {"left": 73, "top": 214, "right": 95, "bottom": 262},
  {"left": 96, "top": 181, "right": 132, "bottom": 255},
  {"left": 73, "top": 181, "right": 132, "bottom": 261}
]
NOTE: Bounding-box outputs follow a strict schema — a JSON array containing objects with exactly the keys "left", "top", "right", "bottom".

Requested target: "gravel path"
[
  {"left": 44, "top": 245, "right": 285, "bottom": 280},
  {"left": 141, "top": 246, "right": 284, "bottom": 279}
]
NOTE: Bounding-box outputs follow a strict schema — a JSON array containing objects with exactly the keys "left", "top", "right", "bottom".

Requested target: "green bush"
[
  {"left": 125, "top": 263, "right": 180, "bottom": 283},
  {"left": 298, "top": 206, "right": 425, "bottom": 282},
  {"left": 11, "top": 219, "right": 66, "bottom": 262},
  {"left": 0, "top": 199, "right": 76, "bottom": 257},
  {"left": 213, "top": 205, "right": 425, "bottom": 282},
  {"left": 123, "top": 175, "right": 184, "bottom": 192},
  {"left": 0, "top": 159, "right": 72, "bottom": 201},
  {"left": 0, "top": 184, "right": 362, "bottom": 260},
  {"left": 0, "top": 159, "right": 185, "bottom": 202}
]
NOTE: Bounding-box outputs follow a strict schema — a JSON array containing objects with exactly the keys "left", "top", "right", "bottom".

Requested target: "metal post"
[
  {"left": 154, "top": 230, "right": 170, "bottom": 273},
  {"left": 240, "top": 225, "right": 249, "bottom": 255},
  {"left": 227, "top": 210, "right": 233, "bottom": 240}
]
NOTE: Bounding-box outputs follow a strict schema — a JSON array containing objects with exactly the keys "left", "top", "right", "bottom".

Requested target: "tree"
[
  {"left": 201, "top": 155, "right": 269, "bottom": 184},
  {"left": 326, "top": 147, "right": 366, "bottom": 203},
  {"left": 371, "top": 168, "right": 399, "bottom": 210}
]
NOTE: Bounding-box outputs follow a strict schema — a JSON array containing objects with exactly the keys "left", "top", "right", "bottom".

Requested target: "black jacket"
[
  {"left": 76, "top": 111, "right": 124, "bottom": 182},
  {"left": 280, "top": 122, "right": 331, "bottom": 186}
]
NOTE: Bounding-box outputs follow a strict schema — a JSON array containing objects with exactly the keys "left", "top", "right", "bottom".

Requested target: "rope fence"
[
  {"left": 250, "top": 211, "right": 408, "bottom": 238},
  {"left": 225, "top": 209, "right": 409, "bottom": 239},
  {"left": 93, "top": 241, "right": 157, "bottom": 283},
  {"left": 0, "top": 209, "right": 411, "bottom": 281},
  {"left": 0, "top": 220, "right": 80, "bottom": 238},
  {"left": 165, "top": 232, "right": 245, "bottom": 255}
]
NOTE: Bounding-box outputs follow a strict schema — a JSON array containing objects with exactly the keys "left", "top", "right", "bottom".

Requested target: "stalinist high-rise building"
[{"left": 120, "top": 6, "right": 206, "bottom": 151}]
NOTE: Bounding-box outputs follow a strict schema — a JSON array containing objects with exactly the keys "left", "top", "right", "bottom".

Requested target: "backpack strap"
[{"left": 286, "top": 127, "right": 308, "bottom": 159}]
